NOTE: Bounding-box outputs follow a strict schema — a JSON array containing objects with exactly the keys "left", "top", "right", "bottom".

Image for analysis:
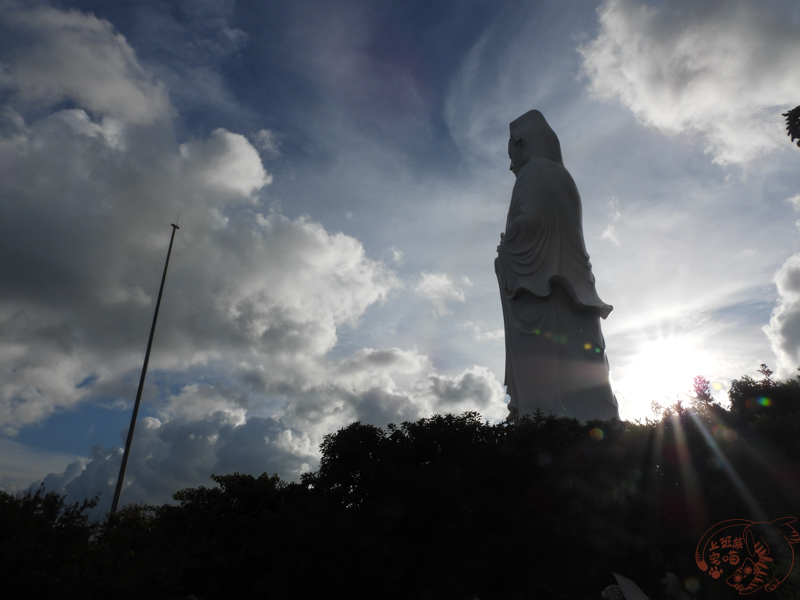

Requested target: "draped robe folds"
[{"left": 496, "top": 111, "right": 619, "bottom": 422}]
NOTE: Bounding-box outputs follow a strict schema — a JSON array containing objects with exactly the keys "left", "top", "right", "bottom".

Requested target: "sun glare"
[{"left": 615, "top": 339, "right": 716, "bottom": 421}]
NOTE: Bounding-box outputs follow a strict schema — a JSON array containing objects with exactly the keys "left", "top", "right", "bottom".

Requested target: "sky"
[{"left": 1, "top": 0, "right": 799, "bottom": 512}]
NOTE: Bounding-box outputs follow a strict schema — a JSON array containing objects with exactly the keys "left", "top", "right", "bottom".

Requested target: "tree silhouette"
[
  {"left": 0, "top": 486, "right": 98, "bottom": 598},
  {"left": 784, "top": 105, "right": 800, "bottom": 147}
]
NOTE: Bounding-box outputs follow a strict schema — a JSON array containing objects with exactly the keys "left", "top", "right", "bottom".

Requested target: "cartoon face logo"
[
  {"left": 727, "top": 559, "right": 763, "bottom": 593},
  {"left": 696, "top": 517, "right": 799, "bottom": 595}
]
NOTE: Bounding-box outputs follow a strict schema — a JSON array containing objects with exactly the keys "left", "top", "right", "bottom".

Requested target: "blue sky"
[{"left": 1, "top": 0, "right": 800, "bottom": 511}]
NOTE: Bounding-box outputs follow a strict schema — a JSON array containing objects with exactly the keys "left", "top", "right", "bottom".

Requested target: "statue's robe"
[{"left": 496, "top": 110, "right": 618, "bottom": 422}]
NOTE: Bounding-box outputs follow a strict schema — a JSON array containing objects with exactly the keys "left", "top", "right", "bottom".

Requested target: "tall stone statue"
[{"left": 496, "top": 110, "right": 619, "bottom": 422}]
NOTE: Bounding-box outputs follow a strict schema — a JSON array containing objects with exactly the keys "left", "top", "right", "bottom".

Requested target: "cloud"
[
  {"left": 601, "top": 196, "right": 621, "bottom": 245},
  {"left": 0, "top": 437, "right": 76, "bottom": 491},
  {"left": 254, "top": 129, "right": 281, "bottom": 158},
  {"left": 280, "top": 348, "right": 504, "bottom": 438},
  {"left": 159, "top": 383, "right": 249, "bottom": 426},
  {"left": 0, "top": 109, "right": 287, "bottom": 431},
  {"left": 764, "top": 253, "right": 800, "bottom": 375},
  {"left": 414, "top": 272, "right": 472, "bottom": 316},
  {"left": 580, "top": 0, "right": 800, "bottom": 164},
  {"left": 181, "top": 128, "right": 272, "bottom": 197},
  {"left": 785, "top": 194, "right": 800, "bottom": 211},
  {"left": 425, "top": 366, "right": 506, "bottom": 416},
  {"left": 0, "top": 2, "right": 169, "bottom": 124},
  {"left": 39, "top": 413, "right": 317, "bottom": 512},
  {"left": 461, "top": 321, "right": 504, "bottom": 342}
]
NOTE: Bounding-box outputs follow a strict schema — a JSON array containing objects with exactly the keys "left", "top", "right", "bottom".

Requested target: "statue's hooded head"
[{"left": 509, "top": 110, "right": 563, "bottom": 175}]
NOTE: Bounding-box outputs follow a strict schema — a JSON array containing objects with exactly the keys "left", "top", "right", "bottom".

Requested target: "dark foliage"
[
  {"left": 0, "top": 486, "right": 98, "bottom": 598},
  {"left": 728, "top": 364, "right": 800, "bottom": 421},
  {"left": 4, "top": 369, "right": 800, "bottom": 599},
  {"left": 784, "top": 105, "right": 800, "bottom": 147}
]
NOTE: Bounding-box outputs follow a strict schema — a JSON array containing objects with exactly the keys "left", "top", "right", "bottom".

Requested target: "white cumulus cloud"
[
  {"left": 414, "top": 272, "right": 472, "bottom": 316},
  {"left": 580, "top": 0, "right": 800, "bottom": 164},
  {"left": 181, "top": 129, "right": 272, "bottom": 199},
  {"left": 765, "top": 253, "right": 800, "bottom": 375}
]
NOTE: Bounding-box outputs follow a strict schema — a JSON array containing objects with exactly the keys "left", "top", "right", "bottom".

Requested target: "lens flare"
[
  {"left": 746, "top": 396, "right": 772, "bottom": 409},
  {"left": 684, "top": 577, "right": 701, "bottom": 593},
  {"left": 589, "top": 427, "right": 604, "bottom": 441},
  {"left": 712, "top": 424, "right": 736, "bottom": 442}
]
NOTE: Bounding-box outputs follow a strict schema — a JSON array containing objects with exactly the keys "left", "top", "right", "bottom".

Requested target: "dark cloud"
[
  {"left": 0, "top": 2, "right": 169, "bottom": 123},
  {"left": 427, "top": 366, "right": 504, "bottom": 412}
]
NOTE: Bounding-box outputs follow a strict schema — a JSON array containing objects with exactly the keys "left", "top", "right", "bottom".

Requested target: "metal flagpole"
[{"left": 110, "top": 223, "right": 179, "bottom": 517}]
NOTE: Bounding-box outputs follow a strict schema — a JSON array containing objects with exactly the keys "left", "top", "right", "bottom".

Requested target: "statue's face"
[{"left": 508, "top": 136, "right": 525, "bottom": 176}]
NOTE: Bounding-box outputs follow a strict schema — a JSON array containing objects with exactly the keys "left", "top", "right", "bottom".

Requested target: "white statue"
[{"left": 496, "top": 110, "right": 619, "bottom": 422}]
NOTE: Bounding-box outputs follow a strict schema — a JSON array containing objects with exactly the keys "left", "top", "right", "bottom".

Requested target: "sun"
[{"left": 614, "top": 338, "right": 717, "bottom": 421}]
